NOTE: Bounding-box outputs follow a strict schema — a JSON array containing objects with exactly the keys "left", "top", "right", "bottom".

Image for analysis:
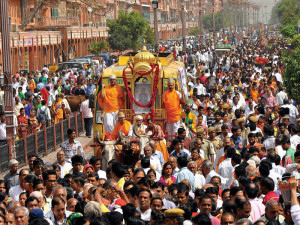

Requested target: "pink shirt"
[
  {"left": 249, "top": 198, "right": 266, "bottom": 222},
  {"left": 264, "top": 94, "right": 276, "bottom": 107},
  {"left": 80, "top": 99, "right": 93, "bottom": 118}
]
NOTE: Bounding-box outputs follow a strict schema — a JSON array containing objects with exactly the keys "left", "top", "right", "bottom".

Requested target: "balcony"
[{"left": 35, "top": 16, "right": 80, "bottom": 29}]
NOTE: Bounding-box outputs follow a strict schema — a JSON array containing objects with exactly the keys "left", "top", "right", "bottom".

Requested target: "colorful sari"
[
  {"left": 17, "top": 115, "right": 29, "bottom": 138},
  {"left": 51, "top": 99, "right": 64, "bottom": 124}
]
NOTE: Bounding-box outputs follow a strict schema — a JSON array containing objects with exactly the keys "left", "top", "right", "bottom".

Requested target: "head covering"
[
  {"left": 164, "top": 208, "right": 185, "bottom": 218},
  {"left": 8, "top": 159, "right": 19, "bottom": 167},
  {"left": 168, "top": 78, "right": 174, "bottom": 84},
  {"left": 83, "top": 164, "right": 95, "bottom": 174},
  {"left": 237, "top": 118, "right": 244, "bottom": 123},
  {"left": 29, "top": 209, "right": 44, "bottom": 221},
  {"left": 196, "top": 127, "right": 205, "bottom": 134},
  {"left": 104, "top": 132, "right": 113, "bottom": 141},
  {"left": 249, "top": 116, "right": 258, "bottom": 123},
  {"left": 66, "top": 213, "right": 83, "bottom": 225},
  {"left": 118, "top": 112, "right": 125, "bottom": 118},
  {"left": 208, "top": 127, "right": 215, "bottom": 133},
  {"left": 135, "top": 115, "right": 143, "bottom": 120},
  {"left": 223, "top": 104, "right": 229, "bottom": 109},
  {"left": 186, "top": 100, "right": 193, "bottom": 107},
  {"left": 109, "top": 74, "right": 117, "bottom": 79}
]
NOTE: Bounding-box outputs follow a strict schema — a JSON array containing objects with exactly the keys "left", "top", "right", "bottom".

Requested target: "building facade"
[{"left": 1, "top": 0, "right": 209, "bottom": 74}]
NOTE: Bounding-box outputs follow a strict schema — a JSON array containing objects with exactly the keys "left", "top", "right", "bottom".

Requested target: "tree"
[
  {"left": 282, "top": 39, "right": 300, "bottom": 104},
  {"left": 203, "top": 11, "right": 228, "bottom": 32},
  {"left": 189, "top": 27, "right": 200, "bottom": 36},
  {"left": 107, "top": 10, "right": 154, "bottom": 51},
  {"left": 280, "top": 24, "right": 298, "bottom": 38},
  {"left": 88, "top": 40, "right": 109, "bottom": 59},
  {"left": 276, "top": 0, "right": 300, "bottom": 25}
]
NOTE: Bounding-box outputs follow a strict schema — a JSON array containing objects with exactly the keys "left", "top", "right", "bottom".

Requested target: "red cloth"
[
  {"left": 104, "top": 132, "right": 113, "bottom": 141},
  {"left": 263, "top": 191, "right": 279, "bottom": 205},
  {"left": 199, "top": 76, "right": 208, "bottom": 86},
  {"left": 40, "top": 88, "right": 49, "bottom": 106}
]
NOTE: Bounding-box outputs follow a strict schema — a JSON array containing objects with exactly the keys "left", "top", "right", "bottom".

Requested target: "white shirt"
[
  {"left": 150, "top": 157, "right": 162, "bottom": 176},
  {"left": 205, "top": 170, "right": 229, "bottom": 189},
  {"left": 214, "top": 147, "right": 225, "bottom": 169},
  {"left": 97, "top": 170, "right": 107, "bottom": 180},
  {"left": 271, "top": 163, "right": 285, "bottom": 175},
  {"left": 194, "top": 173, "right": 206, "bottom": 189},
  {"left": 0, "top": 122, "right": 6, "bottom": 141},
  {"left": 276, "top": 145, "right": 286, "bottom": 160},
  {"left": 58, "top": 162, "right": 73, "bottom": 178},
  {"left": 9, "top": 185, "right": 25, "bottom": 201},
  {"left": 276, "top": 91, "right": 288, "bottom": 106},
  {"left": 263, "top": 136, "right": 276, "bottom": 150},
  {"left": 193, "top": 83, "right": 205, "bottom": 95},
  {"left": 217, "top": 158, "right": 234, "bottom": 189},
  {"left": 291, "top": 134, "right": 300, "bottom": 150},
  {"left": 137, "top": 207, "right": 151, "bottom": 222},
  {"left": 80, "top": 99, "right": 93, "bottom": 118}
]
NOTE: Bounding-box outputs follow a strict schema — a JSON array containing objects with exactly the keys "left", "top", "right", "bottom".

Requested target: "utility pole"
[
  {"left": 199, "top": 0, "right": 204, "bottom": 43},
  {"left": 229, "top": 1, "right": 232, "bottom": 35},
  {"left": 0, "top": 0, "right": 15, "bottom": 159},
  {"left": 181, "top": 0, "right": 186, "bottom": 52},
  {"left": 212, "top": 0, "right": 216, "bottom": 44},
  {"left": 221, "top": 0, "right": 224, "bottom": 38},
  {"left": 152, "top": 1, "right": 159, "bottom": 53}
]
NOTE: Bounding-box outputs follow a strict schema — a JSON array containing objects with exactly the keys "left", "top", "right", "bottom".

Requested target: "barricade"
[{"left": 3, "top": 112, "right": 84, "bottom": 172}]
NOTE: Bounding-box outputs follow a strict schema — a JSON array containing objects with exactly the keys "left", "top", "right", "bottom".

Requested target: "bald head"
[{"left": 67, "top": 198, "right": 78, "bottom": 212}]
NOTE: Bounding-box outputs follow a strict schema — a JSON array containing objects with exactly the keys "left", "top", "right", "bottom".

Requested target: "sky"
[{"left": 251, "top": 0, "right": 279, "bottom": 23}]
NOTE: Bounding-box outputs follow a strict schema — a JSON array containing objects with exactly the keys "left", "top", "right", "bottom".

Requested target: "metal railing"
[
  {"left": 0, "top": 112, "right": 84, "bottom": 174},
  {"left": 35, "top": 16, "right": 80, "bottom": 27}
]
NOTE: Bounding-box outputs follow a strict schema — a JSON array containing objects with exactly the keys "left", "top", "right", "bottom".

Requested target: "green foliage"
[
  {"left": 107, "top": 10, "right": 154, "bottom": 51},
  {"left": 276, "top": 0, "right": 300, "bottom": 25},
  {"left": 203, "top": 11, "right": 228, "bottom": 32},
  {"left": 269, "top": 1, "right": 281, "bottom": 25},
  {"left": 282, "top": 37, "right": 300, "bottom": 104},
  {"left": 144, "top": 26, "right": 155, "bottom": 46},
  {"left": 280, "top": 23, "right": 298, "bottom": 38},
  {"left": 88, "top": 40, "right": 108, "bottom": 56},
  {"left": 189, "top": 27, "right": 200, "bottom": 36}
]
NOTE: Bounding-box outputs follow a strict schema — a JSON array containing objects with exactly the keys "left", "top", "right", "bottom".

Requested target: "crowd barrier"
[{"left": 0, "top": 112, "right": 84, "bottom": 174}]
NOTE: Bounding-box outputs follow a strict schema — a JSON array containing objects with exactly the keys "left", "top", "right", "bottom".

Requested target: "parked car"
[{"left": 57, "top": 62, "right": 85, "bottom": 72}]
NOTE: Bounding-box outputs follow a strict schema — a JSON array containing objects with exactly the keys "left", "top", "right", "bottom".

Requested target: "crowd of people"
[
  {"left": 0, "top": 30, "right": 300, "bottom": 225},
  {"left": 0, "top": 58, "right": 112, "bottom": 143}
]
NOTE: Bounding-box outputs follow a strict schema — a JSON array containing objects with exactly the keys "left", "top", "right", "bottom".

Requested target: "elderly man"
[
  {"left": 14, "top": 207, "right": 29, "bottom": 225},
  {"left": 128, "top": 115, "right": 147, "bottom": 139},
  {"left": 4, "top": 159, "right": 19, "bottom": 191},
  {"left": 9, "top": 169, "right": 30, "bottom": 201},
  {"left": 187, "top": 161, "right": 205, "bottom": 189},
  {"left": 111, "top": 112, "right": 131, "bottom": 140},
  {"left": 163, "top": 78, "right": 185, "bottom": 139},
  {"left": 100, "top": 74, "right": 124, "bottom": 133}
]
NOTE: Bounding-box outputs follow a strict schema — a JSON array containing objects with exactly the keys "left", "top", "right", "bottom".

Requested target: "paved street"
[{"left": 0, "top": 135, "right": 94, "bottom": 179}]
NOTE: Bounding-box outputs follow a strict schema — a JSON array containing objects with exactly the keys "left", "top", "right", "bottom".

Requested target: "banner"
[{"left": 24, "top": 52, "right": 29, "bottom": 71}]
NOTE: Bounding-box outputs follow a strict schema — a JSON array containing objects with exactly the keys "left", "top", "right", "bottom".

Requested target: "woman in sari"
[
  {"left": 29, "top": 110, "right": 40, "bottom": 133},
  {"left": 22, "top": 98, "right": 32, "bottom": 117},
  {"left": 158, "top": 162, "right": 176, "bottom": 186},
  {"left": 17, "top": 108, "right": 29, "bottom": 139},
  {"left": 190, "top": 148, "right": 204, "bottom": 171},
  {"left": 51, "top": 95, "right": 64, "bottom": 124}
]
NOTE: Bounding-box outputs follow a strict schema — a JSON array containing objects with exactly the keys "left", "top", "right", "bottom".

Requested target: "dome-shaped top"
[{"left": 134, "top": 42, "right": 156, "bottom": 64}]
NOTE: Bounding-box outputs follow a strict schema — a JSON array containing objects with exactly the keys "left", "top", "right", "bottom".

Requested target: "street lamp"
[
  {"left": 181, "top": 0, "right": 186, "bottom": 52},
  {"left": 152, "top": 1, "right": 159, "bottom": 53}
]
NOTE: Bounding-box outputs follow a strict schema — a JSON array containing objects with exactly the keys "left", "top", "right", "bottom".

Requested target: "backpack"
[{"left": 38, "top": 107, "right": 47, "bottom": 122}]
